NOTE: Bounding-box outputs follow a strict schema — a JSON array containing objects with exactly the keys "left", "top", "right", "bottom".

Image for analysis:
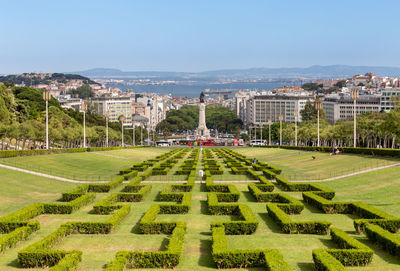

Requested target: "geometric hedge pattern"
[{"left": 0, "top": 147, "right": 399, "bottom": 270}]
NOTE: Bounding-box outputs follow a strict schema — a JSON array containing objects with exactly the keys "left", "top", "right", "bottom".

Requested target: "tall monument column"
[{"left": 196, "top": 91, "right": 210, "bottom": 139}]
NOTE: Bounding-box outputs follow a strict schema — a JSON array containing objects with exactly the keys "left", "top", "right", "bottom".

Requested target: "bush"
[
  {"left": 365, "top": 223, "right": 400, "bottom": 257},
  {"left": 266, "top": 204, "right": 330, "bottom": 234},
  {"left": 43, "top": 193, "right": 95, "bottom": 214},
  {"left": 211, "top": 225, "right": 291, "bottom": 270},
  {"left": 0, "top": 226, "right": 34, "bottom": 253},
  {"left": 107, "top": 225, "right": 185, "bottom": 269}
]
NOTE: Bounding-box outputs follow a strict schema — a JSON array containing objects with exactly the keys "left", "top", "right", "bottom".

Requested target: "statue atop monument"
[{"left": 200, "top": 91, "right": 205, "bottom": 103}]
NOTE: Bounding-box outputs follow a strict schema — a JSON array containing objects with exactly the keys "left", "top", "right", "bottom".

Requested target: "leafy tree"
[
  {"left": 301, "top": 83, "right": 320, "bottom": 91},
  {"left": 334, "top": 80, "right": 346, "bottom": 88},
  {"left": 69, "top": 85, "right": 93, "bottom": 98},
  {"left": 300, "top": 100, "right": 325, "bottom": 121}
]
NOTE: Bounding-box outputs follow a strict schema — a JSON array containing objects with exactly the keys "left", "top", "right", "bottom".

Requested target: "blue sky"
[{"left": 1, "top": 0, "right": 399, "bottom": 74}]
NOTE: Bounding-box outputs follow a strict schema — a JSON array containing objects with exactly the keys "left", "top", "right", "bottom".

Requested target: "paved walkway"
[{"left": 1, "top": 162, "right": 399, "bottom": 184}]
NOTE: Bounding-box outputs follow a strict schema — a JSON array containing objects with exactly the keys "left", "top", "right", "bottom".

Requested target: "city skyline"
[{"left": 1, "top": 0, "right": 400, "bottom": 74}]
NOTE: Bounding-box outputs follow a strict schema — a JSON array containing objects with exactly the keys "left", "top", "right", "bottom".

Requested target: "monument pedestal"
[{"left": 196, "top": 95, "right": 210, "bottom": 139}]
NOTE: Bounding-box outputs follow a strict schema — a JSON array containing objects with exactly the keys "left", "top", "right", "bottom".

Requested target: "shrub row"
[
  {"left": 248, "top": 185, "right": 303, "bottom": 214},
  {"left": 211, "top": 225, "right": 292, "bottom": 270},
  {"left": 266, "top": 203, "right": 330, "bottom": 234},
  {"left": 0, "top": 226, "right": 35, "bottom": 253},
  {"left": 257, "top": 145, "right": 400, "bottom": 157},
  {"left": 365, "top": 223, "right": 400, "bottom": 257},
  {"left": 312, "top": 227, "right": 373, "bottom": 270},
  {"left": 139, "top": 205, "right": 187, "bottom": 234},
  {"left": 93, "top": 186, "right": 151, "bottom": 214},
  {"left": 105, "top": 225, "right": 186, "bottom": 270},
  {"left": 276, "top": 176, "right": 335, "bottom": 199},
  {"left": 18, "top": 205, "right": 130, "bottom": 268},
  {"left": 0, "top": 146, "right": 145, "bottom": 158},
  {"left": 43, "top": 193, "right": 95, "bottom": 214}
]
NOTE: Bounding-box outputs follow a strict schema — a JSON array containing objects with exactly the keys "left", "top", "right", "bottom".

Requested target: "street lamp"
[
  {"left": 42, "top": 90, "right": 51, "bottom": 149},
  {"left": 105, "top": 110, "right": 109, "bottom": 147},
  {"left": 279, "top": 115, "right": 283, "bottom": 146},
  {"left": 147, "top": 123, "right": 151, "bottom": 146},
  {"left": 294, "top": 110, "right": 299, "bottom": 146},
  {"left": 351, "top": 88, "right": 359, "bottom": 147},
  {"left": 260, "top": 123, "right": 263, "bottom": 145},
  {"left": 140, "top": 123, "right": 143, "bottom": 146},
  {"left": 119, "top": 115, "right": 126, "bottom": 147},
  {"left": 147, "top": 100, "right": 153, "bottom": 146},
  {"left": 315, "top": 97, "right": 322, "bottom": 147},
  {"left": 132, "top": 121, "right": 136, "bottom": 146},
  {"left": 267, "top": 119, "right": 272, "bottom": 145},
  {"left": 81, "top": 101, "right": 87, "bottom": 148}
]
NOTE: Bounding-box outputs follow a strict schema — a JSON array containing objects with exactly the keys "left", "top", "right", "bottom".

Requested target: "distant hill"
[
  {"left": 71, "top": 65, "right": 400, "bottom": 80},
  {"left": 0, "top": 73, "right": 99, "bottom": 86}
]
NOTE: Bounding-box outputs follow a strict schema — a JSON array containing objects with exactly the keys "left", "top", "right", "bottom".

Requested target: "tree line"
[
  {"left": 0, "top": 83, "right": 146, "bottom": 150},
  {"left": 252, "top": 100, "right": 400, "bottom": 148},
  {"left": 156, "top": 105, "right": 243, "bottom": 135}
]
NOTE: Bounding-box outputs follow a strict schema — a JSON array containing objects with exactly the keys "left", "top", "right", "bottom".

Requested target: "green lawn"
[
  {"left": 0, "top": 147, "right": 171, "bottom": 181},
  {"left": 1, "top": 147, "right": 400, "bottom": 270},
  {"left": 0, "top": 167, "right": 76, "bottom": 216},
  {"left": 234, "top": 147, "right": 400, "bottom": 180}
]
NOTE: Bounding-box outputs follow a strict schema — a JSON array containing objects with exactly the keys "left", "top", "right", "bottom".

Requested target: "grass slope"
[
  {"left": 234, "top": 147, "right": 399, "bottom": 180},
  {"left": 0, "top": 147, "right": 170, "bottom": 181}
]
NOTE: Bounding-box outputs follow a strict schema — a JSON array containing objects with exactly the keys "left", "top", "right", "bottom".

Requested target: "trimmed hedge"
[
  {"left": 257, "top": 145, "right": 400, "bottom": 157},
  {"left": 0, "top": 146, "right": 145, "bottom": 159},
  {"left": 18, "top": 205, "right": 130, "bottom": 267},
  {"left": 266, "top": 203, "right": 330, "bottom": 234},
  {"left": 0, "top": 226, "right": 35, "bottom": 253},
  {"left": 365, "top": 223, "right": 400, "bottom": 257},
  {"left": 211, "top": 225, "right": 292, "bottom": 270},
  {"left": 248, "top": 185, "right": 303, "bottom": 214},
  {"left": 312, "top": 227, "right": 373, "bottom": 270},
  {"left": 93, "top": 186, "right": 151, "bottom": 214},
  {"left": 139, "top": 187, "right": 191, "bottom": 234},
  {"left": 106, "top": 225, "right": 186, "bottom": 270},
  {"left": 43, "top": 193, "right": 95, "bottom": 214}
]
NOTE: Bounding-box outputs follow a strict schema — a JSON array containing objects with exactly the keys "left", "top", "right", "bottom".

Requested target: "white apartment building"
[
  {"left": 322, "top": 96, "right": 381, "bottom": 124},
  {"left": 380, "top": 88, "right": 400, "bottom": 111},
  {"left": 246, "top": 94, "right": 312, "bottom": 125},
  {"left": 91, "top": 96, "right": 132, "bottom": 125}
]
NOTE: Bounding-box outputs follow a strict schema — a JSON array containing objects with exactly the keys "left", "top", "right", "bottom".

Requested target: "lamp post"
[
  {"left": 147, "top": 123, "right": 150, "bottom": 146},
  {"left": 254, "top": 125, "right": 257, "bottom": 143},
  {"left": 249, "top": 126, "right": 252, "bottom": 142},
  {"left": 119, "top": 115, "right": 126, "bottom": 147},
  {"left": 267, "top": 119, "right": 272, "bottom": 145},
  {"left": 294, "top": 110, "right": 299, "bottom": 146},
  {"left": 140, "top": 123, "right": 143, "bottom": 146},
  {"left": 132, "top": 121, "right": 136, "bottom": 146},
  {"left": 105, "top": 110, "right": 109, "bottom": 147},
  {"left": 260, "top": 123, "right": 263, "bottom": 145},
  {"left": 315, "top": 97, "right": 322, "bottom": 147},
  {"left": 279, "top": 115, "right": 283, "bottom": 146},
  {"left": 147, "top": 100, "right": 153, "bottom": 146},
  {"left": 42, "top": 90, "right": 51, "bottom": 149},
  {"left": 81, "top": 101, "right": 87, "bottom": 148},
  {"left": 351, "top": 88, "right": 359, "bottom": 147}
]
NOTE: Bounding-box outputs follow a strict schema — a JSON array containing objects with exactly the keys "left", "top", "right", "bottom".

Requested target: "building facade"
[
  {"left": 246, "top": 95, "right": 312, "bottom": 125},
  {"left": 380, "top": 88, "right": 400, "bottom": 111},
  {"left": 322, "top": 96, "right": 381, "bottom": 124},
  {"left": 91, "top": 96, "right": 132, "bottom": 125}
]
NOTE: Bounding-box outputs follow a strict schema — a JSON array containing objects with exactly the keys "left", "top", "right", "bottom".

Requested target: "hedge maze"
[{"left": 0, "top": 147, "right": 400, "bottom": 270}]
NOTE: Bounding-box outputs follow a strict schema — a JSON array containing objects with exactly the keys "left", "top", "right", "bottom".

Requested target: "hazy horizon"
[{"left": 1, "top": 0, "right": 399, "bottom": 74}]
